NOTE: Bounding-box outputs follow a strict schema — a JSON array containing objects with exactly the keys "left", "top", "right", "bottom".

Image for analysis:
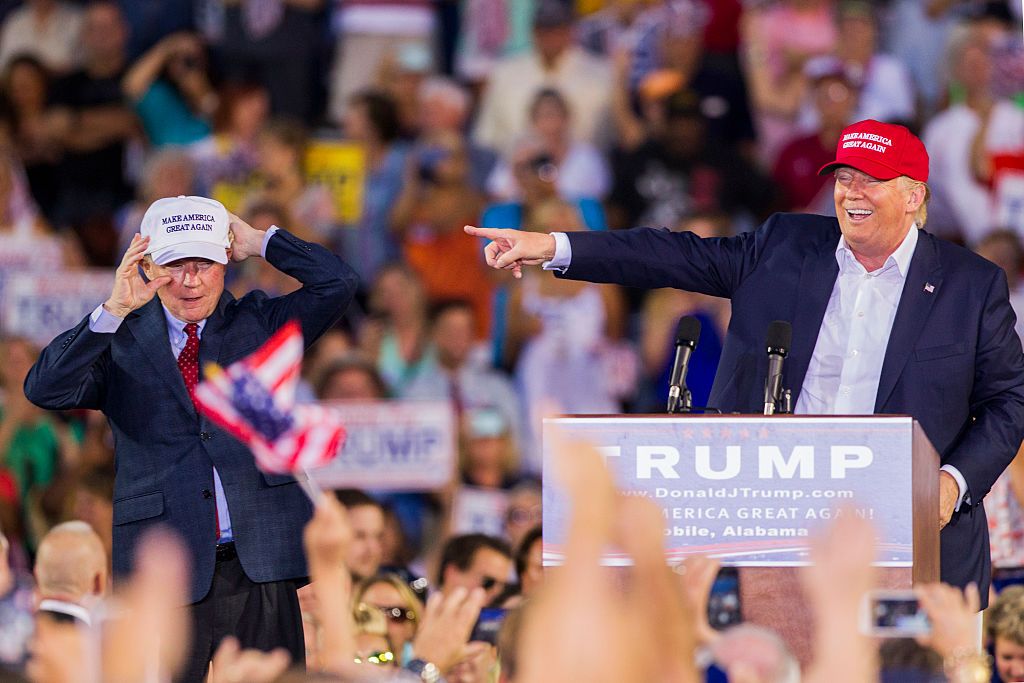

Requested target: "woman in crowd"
[
  {"left": 248, "top": 118, "right": 335, "bottom": 244},
  {"left": 339, "top": 89, "right": 410, "bottom": 287},
  {"left": 353, "top": 573, "right": 424, "bottom": 666},
  {"left": 486, "top": 88, "right": 610, "bottom": 203},
  {"left": 121, "top": 32, "right": 215, "bottom": 147},
  {"left": 392, "top": 130, "right": 492, "bottom": 337},
  {"left": 362, "top": 264, "right": 434, "bottom": 396},
  {"left": 504, "top": 199, "right": 629, "bottom": 470},
  {"left": 3, "top": 55, "right": 60, "bottom": 216},
  {"left": 987, "top": 586, "right": 1024, "bottom": 683},
  {"left": 190, "top": 82, "right": 270, "bottom": 206}
]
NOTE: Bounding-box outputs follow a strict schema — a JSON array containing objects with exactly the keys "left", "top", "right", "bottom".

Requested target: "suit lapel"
[
  {"left": 874, "top": 231, "right": 943, "bottom": 411},
  {"left": 787, "top": 246, "right": 840, "bottom": 407},
  {"left": 126, "top": 298, "right": 195, "bottom": 416}
]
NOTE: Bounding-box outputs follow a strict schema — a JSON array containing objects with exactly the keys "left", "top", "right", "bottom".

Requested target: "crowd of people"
[{"left": 1, "top": 0, "right": 1024, "bottom": 680}]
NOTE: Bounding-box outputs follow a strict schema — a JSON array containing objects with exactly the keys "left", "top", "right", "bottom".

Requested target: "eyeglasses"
[
  {"left": 377, "top": 605, "right": 417, "bottom": 623},
  {"left": 353, "top": 650, "right": 395, "bottom": 666},
  {"left": 161, "top": 260, "right": 217, "bottom": 278}
]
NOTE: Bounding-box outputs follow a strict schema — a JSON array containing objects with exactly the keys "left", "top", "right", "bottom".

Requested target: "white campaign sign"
[
  {"left": 309, "top": 400, "right": 456, "bottom": 490},
  {"left": 1, "top": 270, "right": 113, "bottom": 346}
]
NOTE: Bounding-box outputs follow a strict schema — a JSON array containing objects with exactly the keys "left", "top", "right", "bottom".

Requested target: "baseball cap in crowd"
[
  {"left": 818, "top": 119, "right": 929, "bottom": 182},
  {"left": 533, "top": 0, "right": 574, "bottom": 28},
  {"left": 37, "top": 598, "right": 92, "bottom": 626},
  {"left": 140, "top": 195, "right": 231, "bottom": 265}
]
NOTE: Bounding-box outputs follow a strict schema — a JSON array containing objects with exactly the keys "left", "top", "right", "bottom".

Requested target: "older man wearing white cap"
[{"left": 24, "top": 196, "right": 359, "bottom": 682}]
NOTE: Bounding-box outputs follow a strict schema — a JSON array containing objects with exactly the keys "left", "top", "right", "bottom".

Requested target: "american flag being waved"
[{"left": 194, "top": 320, "right": 346, "bottom": 474}]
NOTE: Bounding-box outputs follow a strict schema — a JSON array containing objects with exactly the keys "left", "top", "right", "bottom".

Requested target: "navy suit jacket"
[
  {"left": 25, "top": 229, "right": 359, "bottom": 603},
  {"left": 562, "top": 213, "right": 1024, "bottom": 601}
]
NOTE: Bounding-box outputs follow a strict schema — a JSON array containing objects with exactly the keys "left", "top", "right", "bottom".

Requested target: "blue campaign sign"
[
  {"left": 542, "top": 416, "right": 915, "bottom": 567},
  {"left": 309, "top": 400, "right": 456, "bottom": 490}
]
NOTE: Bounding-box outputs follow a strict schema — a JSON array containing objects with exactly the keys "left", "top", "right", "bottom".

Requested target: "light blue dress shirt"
[
  {"left": 86, "top": 226, "right": 281, "bottom": 543},
  {"left": 544, "top": 226, "right": 969, "bottom": 508}
]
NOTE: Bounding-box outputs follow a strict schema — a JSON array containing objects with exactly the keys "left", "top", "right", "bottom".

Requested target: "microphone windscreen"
[
  {"left": 675, "top": 315, "right": 702, "bottom": 347},
  {"left": 766, "top": 320, "right": 792, "bottom": 353}
]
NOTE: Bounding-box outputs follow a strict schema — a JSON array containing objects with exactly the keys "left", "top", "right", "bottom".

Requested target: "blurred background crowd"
[{"left": 0, "top": 0, "right": 1024, "bottom": 680}]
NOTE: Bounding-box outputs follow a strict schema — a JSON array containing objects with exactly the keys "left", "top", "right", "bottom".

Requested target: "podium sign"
[{"left": 542, "top": 416, "right": 917, "bottom": 567}]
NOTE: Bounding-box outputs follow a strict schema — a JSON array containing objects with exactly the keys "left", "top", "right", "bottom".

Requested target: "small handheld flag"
[{"left": 194, "top": 321, "right": 345, "bottom": 501}]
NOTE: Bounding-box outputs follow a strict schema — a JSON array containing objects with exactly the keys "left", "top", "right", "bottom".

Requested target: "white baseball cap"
[{"left": 140, "top": 195, "right": 231, "bottom": 265}]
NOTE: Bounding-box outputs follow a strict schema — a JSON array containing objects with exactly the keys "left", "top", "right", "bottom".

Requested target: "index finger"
[{"left": 464, "top": 225, "right": 513, "bottom": 241}]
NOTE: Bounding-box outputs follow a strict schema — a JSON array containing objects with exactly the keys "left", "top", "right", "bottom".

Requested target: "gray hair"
[{"left": 419, "top": 76, "right": 470, "bottom": 118}]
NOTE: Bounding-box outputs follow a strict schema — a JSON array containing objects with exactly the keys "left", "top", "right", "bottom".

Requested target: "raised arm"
[{"left": 24, "top": 236, "right": 172, "bottom": 410}]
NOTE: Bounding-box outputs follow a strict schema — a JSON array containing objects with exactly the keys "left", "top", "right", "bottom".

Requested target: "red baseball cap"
[{"left": 818, "top": 119, "right": 929, "bottom": 182}]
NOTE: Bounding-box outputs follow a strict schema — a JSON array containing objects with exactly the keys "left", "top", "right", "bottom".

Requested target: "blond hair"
[
  {"left": 898, "top": 176, "right": 930, "bottom": 228},
  {"left": 988, "top": 586, "right": 1024, "bottom": 646}
]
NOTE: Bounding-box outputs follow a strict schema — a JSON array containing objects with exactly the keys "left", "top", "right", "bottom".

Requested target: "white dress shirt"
[
  {"left": 544, "top": 225, "right": 968, "bottom": 507},
  {"left": 85, "top": 227, "right": 281, "bottom": 542}
]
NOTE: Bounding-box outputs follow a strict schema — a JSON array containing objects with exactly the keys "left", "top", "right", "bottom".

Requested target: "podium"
[{"left": 541, "top": 415, "right": 940, "bottom": 663}]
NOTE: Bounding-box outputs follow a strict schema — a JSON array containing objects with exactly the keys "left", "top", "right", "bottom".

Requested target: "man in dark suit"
[
  {"left": 24, "top": 196, "right": 359, "bottom": 681},
  {"left": 467, "top": 120, "right": 1024, "bottom": 606}
]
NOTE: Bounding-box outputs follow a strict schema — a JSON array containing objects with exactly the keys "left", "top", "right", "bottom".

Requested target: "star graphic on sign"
[
  {"left": 758, "top": 427, "right": 771, "bottom": 439},
  {"left": 719, "top": 427, "right": 733, "bottom": 439},
  {"left": 738, "top": 428, "right": 751, "bottom": 439},
  {"left": 682, "top": 428, "right": 694, "bottom": 439},
  {"left": 701, "top": 428, "right": 713, "bottom": 439}
]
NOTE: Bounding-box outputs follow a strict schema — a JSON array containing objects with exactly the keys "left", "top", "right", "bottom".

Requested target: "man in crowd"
[
  {"left": 33, "top": 521, "right": 108, "bottom": 608},
  {"left": 438, "top": 533, "right": 513, "bottom": 605},
  {"left": 49, "top": 0, "right": 136, "bottom": 265},
  {"left": 473, "top": 0, "right": 612, "bottom": 155},
  {"left": 404, "top": 300, "right": 521, "bottom": 443},
  {"left": 334, "top": 489, "right": 385, "bottom": 582},
  {"left": 24, "top": 195, "right": 359, "bottom": 681},
  {"left": 467, "top": 119, "right": 1024, "bottom": 606}
]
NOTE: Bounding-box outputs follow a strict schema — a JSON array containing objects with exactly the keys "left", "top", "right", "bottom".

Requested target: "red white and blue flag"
[{"left": 194, "top": 320, "right": 346, "bottom": 474}]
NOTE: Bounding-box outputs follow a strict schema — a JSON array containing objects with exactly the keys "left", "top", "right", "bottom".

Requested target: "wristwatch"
[{"left": 405, "top": 658, "right": 442, "bottom": 683}]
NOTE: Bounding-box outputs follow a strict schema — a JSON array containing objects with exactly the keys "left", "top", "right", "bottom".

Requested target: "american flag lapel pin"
[{"left": 924, "top": 283, "right": 935, "bottom": 293}]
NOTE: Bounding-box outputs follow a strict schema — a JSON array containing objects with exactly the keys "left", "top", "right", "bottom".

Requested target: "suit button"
[
  {"left": 202, "top": 489, "right": 212, "bottom": 499},
  {"left": 200, "top": 432, "right": 211, "bottom": 441}
]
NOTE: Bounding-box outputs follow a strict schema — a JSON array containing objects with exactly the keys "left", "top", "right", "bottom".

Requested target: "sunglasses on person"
[
  {"left": 353, "top": 650, "right": 395, "bottom": 666},
  {"left": 377, "top": 605, "right": 417, "bottom": 623},
  {"left": 481, "top": 576, "right": 507, "bottom": 592}
]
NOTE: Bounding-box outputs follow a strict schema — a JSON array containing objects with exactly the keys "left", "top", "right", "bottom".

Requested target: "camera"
[
  {"left": 417, "top": 147, "right": 449, "bottom": 184},
  {"left": 860, "top": 589, "right": 931, "bottom": 637}
]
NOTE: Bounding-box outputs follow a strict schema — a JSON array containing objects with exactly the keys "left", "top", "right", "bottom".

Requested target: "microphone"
[
  {"left": 667, "top": 315, "right": 701, "bottom": 414},
  {"left": 763, "top": 320, "right": 792, "bottom": 415}
]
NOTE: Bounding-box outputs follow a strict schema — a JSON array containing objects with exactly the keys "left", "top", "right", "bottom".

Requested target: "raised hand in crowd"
[
  {"left": 463, "top": 226, "right": 556, "bottom": 279},
  {"left": 412, "top": 587, "right": 487, "bottom": 676},
  {"left": 915, "top": 581, "right": 986, "bottom": 680},
  {"left": 208, "top": 636, "right": 291, "bottom": 683},
  {"left": 516, "top": 434, "right": 700, "bottom": 683},
  {"left": 302, "top": 493, "right": 359, "bottom": 677},
  {"left": 800, "top": 510, "right": 879, "bottom": 683},
  {"left": 101, "top": 234, "right": 172, "bottom": 318},
  {"left": 675, "top": 555, "right": 723, "bottom": 648},
  {"left": 101, "top": 530, "right": 191, "bottom": 683}
]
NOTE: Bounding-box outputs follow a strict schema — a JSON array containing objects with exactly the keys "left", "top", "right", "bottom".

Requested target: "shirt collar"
[
  {"left": 162, "top": 304, "right": 207, "bottom": 342},
  {"left": 835, "top": 223, "right": 919, "bottom": 278}
]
